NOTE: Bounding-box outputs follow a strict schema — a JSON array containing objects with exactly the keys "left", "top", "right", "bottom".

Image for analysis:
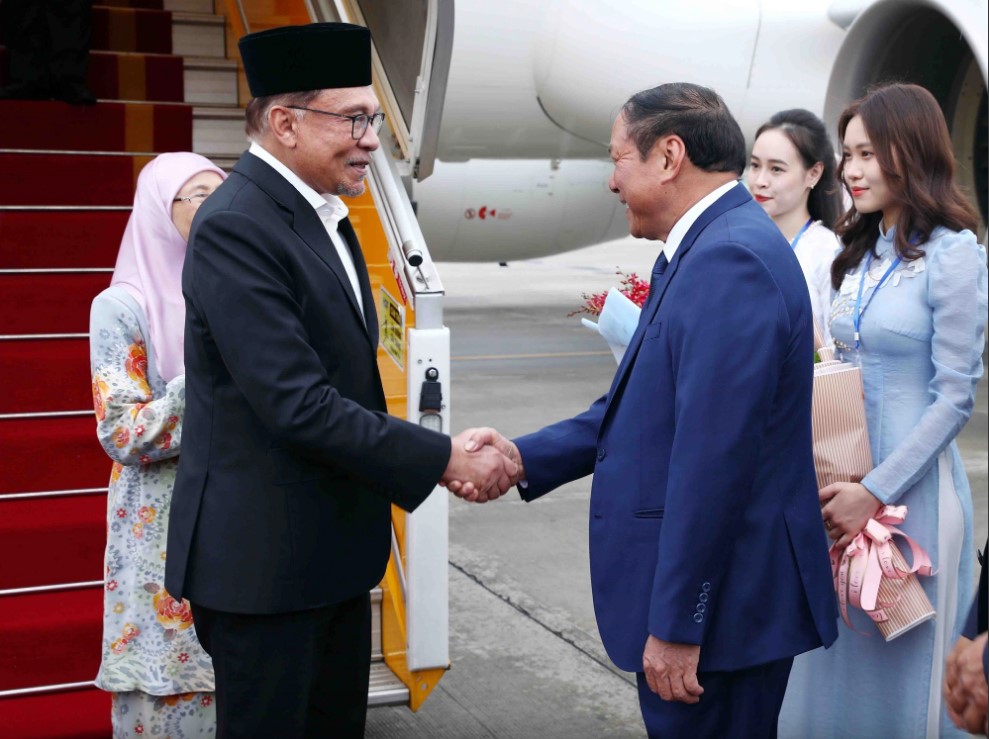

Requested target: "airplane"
[{"left": 410, "top": 0, "right": 988, "bottom": 261}]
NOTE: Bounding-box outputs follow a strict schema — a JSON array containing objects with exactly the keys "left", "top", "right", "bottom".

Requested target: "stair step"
[
  {"left": 368, "top": 660, "right": 409, "bottom": 707},
  {"left": 0, "top": 417, "right": 110, "bottom": 495},
  {"left": 163, "top": 0, "right": 216, "bottom": 13},
  {"left": 99, "top": 0, "right": 165, "bottom": 8},
  {"left": 173, "top": 13, "right": 227, "bottom": 59},
  {"left": 0, "top": 101, "right": 191, "bottom": 154},
  {"left": 0, "top": 272, "right": 110, "bottom": 335},
  {"left": 184, "top": 56, "right": 238, "bottom": 105},
  {"left": 0, "top": 685, "right": 110, "bottom": 739},
  {"left": 88, "top": 50, "right": 185, "bottom": 102},
  {"left": 0, "top": 338, "right": 93, "bottom": 415},
  {"left": 0, "top": 493, "right": 106, "bottom": 591},
  {"left": 193, "top": 106, "right": 247, "bottom": 159},
  {"left": 0, "top": 47, "right": 184, "bottom": 102},
  {"left": 0, "top": 587, "right": 103, "bottom": 692},
  {"left": 91, "top": 6, "right": 173, "bottom": 55},
  {"left": 0, "top": 152, "right": 156, "bottom": 206},
  {"left": 0, "top": 210, "right": 128, "bottom": 269}
]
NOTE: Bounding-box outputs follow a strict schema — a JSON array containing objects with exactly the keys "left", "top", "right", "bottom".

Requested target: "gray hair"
[{"left": 245, "top": 89, "right": 322, "bottom": 141}]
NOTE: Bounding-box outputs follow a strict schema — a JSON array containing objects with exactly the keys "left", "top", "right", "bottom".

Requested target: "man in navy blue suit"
[{"left": 455, "top": 83, "right": 838, "bottom": 737}]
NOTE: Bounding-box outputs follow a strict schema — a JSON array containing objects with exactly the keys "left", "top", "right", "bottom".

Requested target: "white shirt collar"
[
  {"left": 249, "top": 141, "right": 349, "bottom": 227},
  {"left": 662, "top": 180, "right": 739, "bottom": 262}
]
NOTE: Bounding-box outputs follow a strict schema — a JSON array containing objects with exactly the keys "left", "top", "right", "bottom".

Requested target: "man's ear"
[
  {"left": 652, "top": 134, "right": 686, "bottom": 182},
  {"left": 268, "top": 106, "right": 300, "bottom": 148}
]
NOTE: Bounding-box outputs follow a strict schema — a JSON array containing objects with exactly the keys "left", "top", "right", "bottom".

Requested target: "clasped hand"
[{"left": 440, "top": 427, "right": 524, "bottom": 503}]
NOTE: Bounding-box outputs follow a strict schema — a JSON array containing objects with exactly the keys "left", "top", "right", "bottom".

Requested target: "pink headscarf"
[{"left": 110, "top": 152, "right": 226, "bottom": 382}]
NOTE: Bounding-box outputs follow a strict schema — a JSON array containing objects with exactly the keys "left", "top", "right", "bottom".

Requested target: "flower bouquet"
[
  {"left": 574, "top": 271, "right": 648, "bottom": 363},
  {"left": 811, "top": 324, "right": 935, "bottom": 640}
]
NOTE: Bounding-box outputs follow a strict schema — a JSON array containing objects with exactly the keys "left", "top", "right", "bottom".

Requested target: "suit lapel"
[
  {"left": 235, "top": 153, "right": 373, "bottom": 341},
  {"left": 339, "top": 217, "right": 378, "bottom": 347},
  {"left": 603, "top": 183, "right": 751, "bottom": 419}
]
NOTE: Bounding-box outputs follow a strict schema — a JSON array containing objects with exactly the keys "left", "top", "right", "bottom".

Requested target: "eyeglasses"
[
  {"left": 173, "top": 192, "right": 210, "bottom": 206},
  {"left": 285, "top": 105, "right": 386, "bottom": 140}
]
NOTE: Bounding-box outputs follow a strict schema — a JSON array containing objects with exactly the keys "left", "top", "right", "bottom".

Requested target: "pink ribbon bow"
[{"left": 830, "top": 505, "right": 934, "bottom": 632}]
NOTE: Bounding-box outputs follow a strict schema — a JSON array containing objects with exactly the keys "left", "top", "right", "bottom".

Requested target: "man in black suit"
[{"left": 164, "top": 23, "right": 514, "bottom": 738}]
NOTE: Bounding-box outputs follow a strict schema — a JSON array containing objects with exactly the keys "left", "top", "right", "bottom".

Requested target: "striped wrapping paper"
[
  {"left": 874, "top": 545, "right": 936, "bottom": 641},
  {"left": 811, "top": 360, "right": 873, "bottom": 489},
  {"left": 812, "top": 345, "right": 937, "bottom": 640}
]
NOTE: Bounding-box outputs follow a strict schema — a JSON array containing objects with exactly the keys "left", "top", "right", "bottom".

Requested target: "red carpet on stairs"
[
  {"left": 0, "top": 494, "right": 106, "bottom": 590},
  {"left": 0, "top": 101, "right": 192, "bottom": 153},
  {"left": 0, "top": 589, "right": 104, "bottom": 691},
  {"left": 1, "top": 1, "right": 203, "bottom": 734},
  {"left": 0, "top": 49, "right": 185, "bottom": 103},
  {"left": 0, "top": 688, "right": 111, "bottom": 739},
  {"left": 0, "top": 339, "right": 93, "bottom": 414},
  {"left": 0, "top": 211, "right": 128, "bottom": 269},
  {"left": 90, "top": 7, "right": 173, "bottom": 55},
  {"left": 0, "top": 417, "right": 110, "bottom": 495}
]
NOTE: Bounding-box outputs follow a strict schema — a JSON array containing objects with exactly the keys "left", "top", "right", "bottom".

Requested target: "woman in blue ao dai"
[{"left": 779, "top": 83, "right": 987, "bottom": 738}]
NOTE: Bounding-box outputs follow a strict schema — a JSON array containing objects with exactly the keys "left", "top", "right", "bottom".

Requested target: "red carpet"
[
  {"left": 0, "top": 688, "right": 111, "bottom": 739},
  {"left": 0, "top": 272, "right": 111, "bottom": 335},
  {"left": 0, "top": 211, "right": 128, "bottom": 269},
  {"left": 0, "top": 100, "right": 192, "bottom": 153},
  {"left": 0, "top": 49, "right": 184, "bottom": 102},
  {"left": 0, "top": 589, "right": 104, "bottom": 691},
  {"left": 1, "top": 3, "right": 198, "bottom": 733},
  {"left": 0, "top": 153, "right": 155, "bottom": 206},
  {"left": 0, "top": 417, "right": 111, "bottom": 495},
  {"left": 0, "top": 339, "right": 92, "bottom": 414},
  {"left": 91, "top": 7, "right": 173, "bottom": 55},
  {"left": 0, "top": 493, "right": 106, "bottom": 590}
]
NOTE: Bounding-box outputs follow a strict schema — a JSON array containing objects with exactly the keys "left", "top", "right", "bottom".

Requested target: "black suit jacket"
[{"left": 164, "top": 151, "right": 451, "bottom": 614}]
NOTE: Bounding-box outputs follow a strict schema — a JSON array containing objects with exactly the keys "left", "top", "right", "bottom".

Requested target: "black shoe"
[
  {"left": 54, "top": 81, "right": 96, "bottom": 106},
  {"left": 0, "top": 81, "right": 52, "bottom": 101}
]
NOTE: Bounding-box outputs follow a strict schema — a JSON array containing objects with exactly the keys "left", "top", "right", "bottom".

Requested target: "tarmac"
[{"left": 365, "top": 236, "right": 988, "bottom": 739}]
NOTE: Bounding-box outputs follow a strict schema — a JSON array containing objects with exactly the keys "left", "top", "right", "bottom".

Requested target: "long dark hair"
[
  {"left": 754, "top": 108, "right": 843, "bottom": 227},
  {"left": 831, "top": 83, "right": 978, "bottom": 290}
]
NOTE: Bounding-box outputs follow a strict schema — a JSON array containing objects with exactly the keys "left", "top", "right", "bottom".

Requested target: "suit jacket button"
[
  {"left": 693, "top": 613, "right": 704, "bottom": 623},
  {"left": 699, "top": 593, "right": 708, "bottom": 603},
  {"left": 701, "top": 582, "right": 711, "bottom": 592},
  {"left": 597, "top": 449, "right": 606, "bottom": 461},
  {"left": 696, "top": 603, "right": 706, "bottom": 614}
]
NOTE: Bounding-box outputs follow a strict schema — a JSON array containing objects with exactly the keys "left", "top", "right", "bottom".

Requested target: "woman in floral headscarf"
[{"left": 90, "top": 152, "right": 225, "bottom": 738}]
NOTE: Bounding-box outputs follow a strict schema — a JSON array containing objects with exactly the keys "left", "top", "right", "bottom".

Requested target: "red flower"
[
  {"left": 106, "top": 580, "right": 118, "bottom": 591},
  {"left": 570, "top": 270, "right": 650, "bottom": 317},
  {"left": 177, "top": 652, "right": 189, "bottom": 663},
  {"left": 116, "top": 508, "right": 127, "bottom": 519},
  {"left": 155, "top": 432, "right": 172, "bottom": 451},
  {"left": 134, "top": 723, "right": 144, "bottom": 735},
  {"left": 201, "top": 695, "right": 213, "bottom": 707}
]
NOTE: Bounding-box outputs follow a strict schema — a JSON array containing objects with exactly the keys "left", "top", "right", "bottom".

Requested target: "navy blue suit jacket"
[
  {"left": 515, "top": 184, "right": 838, "bottom": 673},
  {"left": 165, "top": 152, "right": 451, "bottom": 614}
]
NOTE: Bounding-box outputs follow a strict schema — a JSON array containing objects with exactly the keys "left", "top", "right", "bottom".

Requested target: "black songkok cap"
[{"left": 238, "top": 22, "right": 372, "bottom": 98}]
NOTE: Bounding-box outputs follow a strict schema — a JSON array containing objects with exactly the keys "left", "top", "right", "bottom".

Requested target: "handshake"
[{"left": 439, "top": 427, "right": 525, "bottom": 503}]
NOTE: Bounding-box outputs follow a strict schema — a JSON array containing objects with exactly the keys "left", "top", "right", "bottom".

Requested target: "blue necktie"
[{"left": 644, "top": 252, "right": 669, "bottom": 311}]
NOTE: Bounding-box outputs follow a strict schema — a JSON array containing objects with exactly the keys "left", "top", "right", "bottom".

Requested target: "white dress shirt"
[{"left": 249, "top": 142, "right": 364, "bottom": 319}]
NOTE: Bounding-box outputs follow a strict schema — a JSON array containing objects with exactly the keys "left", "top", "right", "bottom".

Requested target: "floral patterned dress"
[{"left": 90, "top": 286, "right": 215, "bottom": 738}]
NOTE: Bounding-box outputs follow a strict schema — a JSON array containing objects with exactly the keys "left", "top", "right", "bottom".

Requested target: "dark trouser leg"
[
  {"left": 636, "top": 656, "right": 794, "bottom": 739},
  {"left": 191, "top": 594, "right": 372, "bottom": 739},
  {"left": 306, "top": 592, "right": 371, "bottom": 738},
  {"left": 46, "top": 0, "right": 92, "bottom": 84},
  {"left": 2, "top": 0, "right": 49, "bottom": 88}
]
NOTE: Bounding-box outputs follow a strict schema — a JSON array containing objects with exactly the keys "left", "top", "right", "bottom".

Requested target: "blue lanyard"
[
  {"left": 853, "top": 254, "right": 902, "bottom": 348},
  {"left": 790, "top": 218, "right": 813, "bottom": 250}
]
